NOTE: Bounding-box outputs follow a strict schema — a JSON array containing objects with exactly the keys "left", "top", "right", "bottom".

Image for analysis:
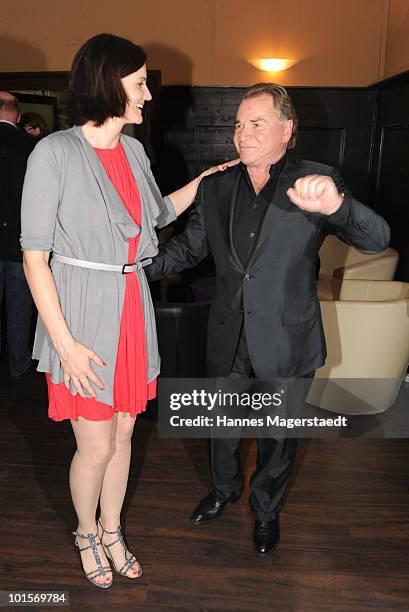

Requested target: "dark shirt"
[
  {"left": 0, "top": 122, "right": 35, "bottom": 261},
  {"left": 233, "top": 154, "right": 286, "bottom": 266}
]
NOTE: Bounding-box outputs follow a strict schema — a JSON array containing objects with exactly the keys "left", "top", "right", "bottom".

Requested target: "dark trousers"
[
  {"left": 0, "top": 261, "right": 33, "bottom": 376},
  {"left": 210, "top": 326, "right": 314, "bottom": 522}
]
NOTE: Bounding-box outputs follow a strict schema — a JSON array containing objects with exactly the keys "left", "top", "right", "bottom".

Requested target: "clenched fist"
[{"left": 287, "top": 174, "right": 344, "bottom": 215}]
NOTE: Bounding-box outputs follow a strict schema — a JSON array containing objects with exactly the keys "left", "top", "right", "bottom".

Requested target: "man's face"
[{"left": 233, "top": 94, "right": 293, "bottom": 168}]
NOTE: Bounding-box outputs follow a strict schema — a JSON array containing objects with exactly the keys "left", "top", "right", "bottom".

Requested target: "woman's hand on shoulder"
[
  {"left": 200, "top": 158, "right": 240, "bottom": 179},
  {"left": 58, "top": 339, "right": 106, "bottom": 399},
  {"left": 168, "top": 158, "right": 241, "bottom": 217}
]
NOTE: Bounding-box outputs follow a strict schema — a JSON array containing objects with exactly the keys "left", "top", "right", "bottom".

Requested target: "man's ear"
[
  {"left": 16, "top": 113, "right": 21, "bottom": 124},
  {"left": 282, "top": 119, "right": 293, "bottom": 145}
]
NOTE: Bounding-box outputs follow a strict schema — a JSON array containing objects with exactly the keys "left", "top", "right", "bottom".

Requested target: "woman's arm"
[
  {"left": 23, "top": 250, "right": 105, "bottom": 398},
  {"left": 146, "top": 183, "right": 209, "bottom": 282},
  {"left": 167, "top": 160, "right": 239, "bottom": 216}
]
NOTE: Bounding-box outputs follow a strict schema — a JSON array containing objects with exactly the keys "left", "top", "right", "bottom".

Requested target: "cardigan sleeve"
[{"left": 20, "top": 138, "right": 61, "bottom": 252}]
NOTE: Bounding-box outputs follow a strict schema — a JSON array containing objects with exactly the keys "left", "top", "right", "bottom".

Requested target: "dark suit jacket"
[
  {"left": 0, "top": 122, "right": 35, "bottom": 262},
  {"left": 147, "top": 154, "right": 390, "bottom": 379}
]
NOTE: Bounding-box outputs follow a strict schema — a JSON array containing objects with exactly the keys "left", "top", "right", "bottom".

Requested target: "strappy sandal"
[
  {"left": 98, "top": 520, "right": 142, "bottom": 578},
  {"left": 73, "top": 530, "right": 113, "bottom": 588}
]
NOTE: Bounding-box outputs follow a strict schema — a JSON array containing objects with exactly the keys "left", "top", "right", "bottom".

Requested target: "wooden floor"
[{"left": 1, "top": 362, "right": 409, "bottom": 611}]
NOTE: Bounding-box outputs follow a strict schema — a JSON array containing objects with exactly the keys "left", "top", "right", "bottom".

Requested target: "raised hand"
[{"left": 287, "top": 174, "right": 344, "bottom": 215}]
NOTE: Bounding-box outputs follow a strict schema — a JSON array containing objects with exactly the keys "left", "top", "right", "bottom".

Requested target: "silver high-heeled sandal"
[
  {"left": 98, "top": 520, "right": 142, "bottom": 578},
  {"left": 73, "top": 530, "right": 113, "bottom": 588}
]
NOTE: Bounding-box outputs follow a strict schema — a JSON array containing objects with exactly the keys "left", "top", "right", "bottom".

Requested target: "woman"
[
  {"left": 21, "top": 33, "right": 229, "bottom": 588},
  {"left": 20, "top": 112, "right": 50, "bottom": 139}
]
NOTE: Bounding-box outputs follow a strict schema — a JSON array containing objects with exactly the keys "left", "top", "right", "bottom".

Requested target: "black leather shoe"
[
  {"left": 191, "top": 490, "right": 242, "bottom": 525},
  {"left": 253, "top": 517, "right": 280, "bottom": 556}
]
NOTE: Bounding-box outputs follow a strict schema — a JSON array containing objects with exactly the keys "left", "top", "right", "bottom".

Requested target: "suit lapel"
[
  {"left": 250, "top": 154, "right": 300, "bottom": 260},
  {"left": 214, "top": 167, "right": 245, "bottom": 272},
  {"left": 227, "top": 172, "right": 245, "bottom": 271}
]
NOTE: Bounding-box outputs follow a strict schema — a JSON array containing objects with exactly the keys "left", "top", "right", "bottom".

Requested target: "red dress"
[{"left": 46, "top": 143, "right": 157, "bottom": 421}]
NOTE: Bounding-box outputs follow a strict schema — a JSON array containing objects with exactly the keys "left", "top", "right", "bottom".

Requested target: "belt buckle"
[{"left": 122, "top": 263, "right": 134, "bottom": 274}]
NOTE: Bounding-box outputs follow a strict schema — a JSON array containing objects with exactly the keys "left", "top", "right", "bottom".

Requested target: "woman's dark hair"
[
  {"left": 20, "top": 112, "right": 50, "bottom": 138},
  {"left": 65, "top": 33, "right": 147, "bottom": 126}
]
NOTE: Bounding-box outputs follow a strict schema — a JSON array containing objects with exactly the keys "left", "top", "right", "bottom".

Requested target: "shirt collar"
[
  {"left": 240, "top": 151, "right": 287, "bottom": 191},
  {"left": 0, "top": 119, "right": 17, "bottom": 127}
]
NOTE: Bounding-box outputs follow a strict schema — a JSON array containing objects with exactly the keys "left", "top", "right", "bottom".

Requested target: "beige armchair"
[
  {"left": 317, "top": 235, "right": 399, "bottom": 300},
  {"left": 307, "top": 279, "right": 409, "bottom": 414}
]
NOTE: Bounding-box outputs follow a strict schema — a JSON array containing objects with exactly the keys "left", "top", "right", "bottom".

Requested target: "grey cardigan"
[{"left": 20, "top": 125, "right": 176, "bottom": 405}]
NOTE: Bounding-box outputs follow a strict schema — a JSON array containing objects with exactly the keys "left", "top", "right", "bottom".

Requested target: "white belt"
[{"left": 52, "top": 253, "right": 152, "bottom": 274}]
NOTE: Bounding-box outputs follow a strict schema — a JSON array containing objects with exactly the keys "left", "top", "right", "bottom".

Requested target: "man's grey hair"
[{"left": 241, "top": 83, "right": 298, "bottom": 149}]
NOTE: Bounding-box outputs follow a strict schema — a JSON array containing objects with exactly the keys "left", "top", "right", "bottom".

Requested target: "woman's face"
[
  {"left": 24, "top": 125, "right": 41, "bottom": 138},
  {"left": 121, "top": 64, "right": 152, "bottom": 124}
]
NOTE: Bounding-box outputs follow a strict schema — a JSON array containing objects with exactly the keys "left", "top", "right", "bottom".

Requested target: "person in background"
[
  {"left": 21, "top": 33, "right": 229, "bottom": 589},
  {"left": 20, "top": 112, "right": 50, "bottom": 139},
  {"left": 0, "top": 92, "right": 35, "bottom": 378}
]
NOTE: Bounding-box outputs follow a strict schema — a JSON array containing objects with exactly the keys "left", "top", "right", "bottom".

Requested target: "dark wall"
[
  {"left": 371, "top": 72, "right": 409, "bottom": 281},
  {"left": 159, "top": 86, "right": 378, "bottom": 204}
]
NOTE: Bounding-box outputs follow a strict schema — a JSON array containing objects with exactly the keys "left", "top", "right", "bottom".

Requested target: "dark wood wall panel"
[
  {"left": 289, "top": 89, "right": 377, "bottom": 202},
  {"left": 159, "top": 87, "right": 241, "bottom": 193},
  {"left": 371, "top": 75, "right": 409, "bottom": 280},
  {"left": 197, "top": 126, "right": 236, "bottom": 174},
  {"left": 159, "top": 86, "right": 377, "bottom": 204},
  {"left": 295, "top": 127, "right": 345, "bottom": 169}
]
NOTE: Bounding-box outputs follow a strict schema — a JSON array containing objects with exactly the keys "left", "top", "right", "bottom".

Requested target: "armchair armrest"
[{"left": 333, "top": 251, "right": 398, "bottom": 280}]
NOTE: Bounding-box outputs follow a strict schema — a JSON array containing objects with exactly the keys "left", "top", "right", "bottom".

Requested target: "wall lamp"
[{"left": 249, "top": 58, "right": 298, "bottom": 72}]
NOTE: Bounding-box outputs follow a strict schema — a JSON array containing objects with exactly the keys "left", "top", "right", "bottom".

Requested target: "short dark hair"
[
  {"left": 21, "top": 112, "right": 50, "bottom": 137},
  {"left": 241, "top": 83, "right": 298, "bottom": 149},
  {"left": 65, "top": 33, "right": 147, "bottom": 126}
]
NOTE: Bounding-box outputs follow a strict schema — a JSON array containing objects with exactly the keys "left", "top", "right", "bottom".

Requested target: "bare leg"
[
  {"left": 70, "top": 416, "right": 115, "bottom": 586},
  {"left": 99, "top": 412, "right": 141, "bottom": 577}
]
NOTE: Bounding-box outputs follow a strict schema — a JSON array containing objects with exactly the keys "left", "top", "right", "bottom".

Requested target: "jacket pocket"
[
  {"left": 276, "top": 215, "right": 304, "bottom": 230},
  {"left": 210, "top": 302, "right": 230, "bottom": 323},
  {"left": 281, "top": 298, "right": 319, "bottom": 325}
]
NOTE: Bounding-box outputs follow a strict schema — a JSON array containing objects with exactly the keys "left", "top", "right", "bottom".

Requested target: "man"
[
  {"left": 146, "top": 83, "right": 390, "bottom": 555},
  {"left": 0, "top": 92, "right": 35, "bottom": 377}
]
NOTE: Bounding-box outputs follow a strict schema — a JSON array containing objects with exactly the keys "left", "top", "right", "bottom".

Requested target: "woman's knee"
[
  {"left": 72, "top": 418, "right": 117, "bottom": 467},
  {"left": 115, "top": 416, "right": 136, "bottom": 446},
  {"left": 77, "top": 440, "right": 116, "bottom": 467}
]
